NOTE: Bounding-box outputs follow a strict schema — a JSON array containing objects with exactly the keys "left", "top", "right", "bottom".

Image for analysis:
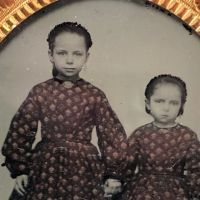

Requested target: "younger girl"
[
  {"left": 1, "top": 22, "right": 127, "bottom": 200},
  {"left": 123, "top": 74, "right": 200, "bottom": 200}
]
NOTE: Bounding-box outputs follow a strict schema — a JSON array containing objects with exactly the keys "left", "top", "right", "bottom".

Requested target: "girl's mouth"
[
  {"left": 161, "top": 115, "right": 168, "bottom": 118},
  {"left": 64, "top": 68, "right": 75, "bottom": 72}
]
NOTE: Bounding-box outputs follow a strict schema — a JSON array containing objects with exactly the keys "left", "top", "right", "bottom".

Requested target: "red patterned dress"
[
  {"left": 123, "top": 123, "right": 200, "bottom": 200},
  {"left": 2, "top": 78, "right": 127, "bottom": 200}
]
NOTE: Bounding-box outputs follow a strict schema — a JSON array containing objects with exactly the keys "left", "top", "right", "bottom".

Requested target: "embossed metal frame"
[
  {"left": 0, "top": 0, "right": 200, "bottom": 44},
  {"left": 0, "top": 1, "right": 200, "bottom": 199}
]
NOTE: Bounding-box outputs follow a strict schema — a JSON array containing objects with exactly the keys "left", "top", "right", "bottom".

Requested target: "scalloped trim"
[
  {"left": 0, "top": 0, "right": 200, "bottom": 43},
  {"left": 149, "top": 0, "right": 200, "bottom": 33},
  {"left": 0, "top": 0, "right": 57, "bottom": 42}
]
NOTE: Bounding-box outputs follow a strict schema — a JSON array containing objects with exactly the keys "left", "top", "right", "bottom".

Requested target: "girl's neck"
[
  {"left": 152, "top": 121, "right": 178, "bottom": 128},
  {"left": 55, "top": 74, "right": 80, "bottom": 82}
]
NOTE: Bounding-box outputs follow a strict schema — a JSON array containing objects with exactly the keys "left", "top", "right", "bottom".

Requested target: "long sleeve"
[
  {"left": 1, "top": 87, "right": 40, "bottom": 178},
  {"left": 123, "top": 130, "right": 139, "bottom": 182},
  {"left": 185, "top": 133, "right": 200, "bottom": 199},
  {"left": 94, "top": 91, "right": 127, "bottom": 179}
]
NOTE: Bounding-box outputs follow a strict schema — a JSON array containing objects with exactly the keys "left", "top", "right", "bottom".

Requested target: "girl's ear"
[
  {"left": 48, "top": 50, "right": 54, "bottom": 63},
  {"left": 86, "top": 52, "right": 90, "bottom": 61},
  {"left": 145, "top": 98, "right": 150, "bottom": 111}
]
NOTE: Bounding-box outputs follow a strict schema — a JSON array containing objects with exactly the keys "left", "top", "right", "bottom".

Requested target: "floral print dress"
[
  {"left": 2, "top": 78, "right": 127, "bottom": 200},
  {"left": 123, "top": 123, "right": 200, "bottom": 200}
]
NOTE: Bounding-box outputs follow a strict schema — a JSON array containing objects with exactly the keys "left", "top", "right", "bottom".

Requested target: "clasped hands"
[
  {"left": 15, "top": 175, "right": 122, "bottom": 197},
  {"left": 104, "top": 178, "right": 122, "bottom": 198}
]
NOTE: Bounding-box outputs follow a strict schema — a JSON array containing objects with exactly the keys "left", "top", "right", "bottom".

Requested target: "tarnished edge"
[
  {"left": 149, "top": 0, "right": 200, "bottom": 34},
  {"left": 0, "top": 0, "right": 200, "bottom": 43},
  {"left": 0, "top": 0, "right": 58, "bottom": 42}
]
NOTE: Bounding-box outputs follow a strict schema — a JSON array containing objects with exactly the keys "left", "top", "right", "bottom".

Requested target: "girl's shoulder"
[
  {"left": 30, "top": 78, "right": 54, "bottom": 90},
  {"left": 80, "top": 79, "right": 102, "bottom": 90},
  {"left": 80, "top": 79, "right": 107, "bottom": 96},
  {"left": 129, "top": 123, "right": 153, "bottom": 138},
  {"left": 176, "top": 123, "right": 198, "bottom": 139},
  {"left": 25, "top": 79, "right": 54, "bottom": 95}
]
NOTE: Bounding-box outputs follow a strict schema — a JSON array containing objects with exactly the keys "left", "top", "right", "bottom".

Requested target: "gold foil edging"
[
  {"left": 149, "top": 0, "right": 200, "bottom": 33},
  {"left": 0, "top": 0, "right": 57, "bottom": 42},
  {"left": 0, "top": 0, "right": 200, "bottom": 43}
]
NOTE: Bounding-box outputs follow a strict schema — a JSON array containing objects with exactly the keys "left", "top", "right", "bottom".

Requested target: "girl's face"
[
  {"left": 48, "top": 32, "right": 89, "bottom": 79},
  {"left": 146, "top": 83, "right": 182, "bottom": 127}
]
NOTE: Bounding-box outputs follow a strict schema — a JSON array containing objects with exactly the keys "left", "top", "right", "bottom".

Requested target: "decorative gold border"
[
  {"left": 149, "top": 0, "right": 200, "bottom": 33},
  {"left": 0, "top": 0, "right": 57, "bottom": 42},
  {"left": 0, "top": 0, "right": 200, "bottom": 43}
]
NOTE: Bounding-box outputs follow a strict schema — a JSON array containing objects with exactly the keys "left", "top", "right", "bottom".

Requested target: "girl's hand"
[
  {"left": 14, "top": 174, "right": 28, "bottom": 196},
  {"left": 104, "top": 178, "right": 122, "bottom": 197}
]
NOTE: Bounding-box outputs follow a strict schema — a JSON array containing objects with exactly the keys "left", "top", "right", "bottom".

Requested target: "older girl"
[{"left": 2, "top": 22, "right": 127, "bottom": 200}]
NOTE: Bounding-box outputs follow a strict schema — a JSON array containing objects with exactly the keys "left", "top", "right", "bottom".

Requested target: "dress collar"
[
  {"left": 53, "top": 74, "right": 81, "bottom": 84},
  {"left": 152, "top": 121, "right": 178, "bottom": 129}
]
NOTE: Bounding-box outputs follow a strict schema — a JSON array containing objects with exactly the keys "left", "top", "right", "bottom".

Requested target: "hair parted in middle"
[
  {"left": 47, "top": 21, "right": 93, "bottom": 53},
  {"left": 145, "top": 74, "right": 187, "bottom": 116}
]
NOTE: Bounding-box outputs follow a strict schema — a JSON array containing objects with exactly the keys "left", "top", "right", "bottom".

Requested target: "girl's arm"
[
  {"left": 1, "top": 87, "right": 40, "bottom": 178},
  {"left": 185, "top": 132, "right": 200, "bottom": 199},
  {"left": 94, "top": 90, "right": 127, "bottom": 180},
  {"left": 123, "top": 131, "right": 139, "bottom": 182}
]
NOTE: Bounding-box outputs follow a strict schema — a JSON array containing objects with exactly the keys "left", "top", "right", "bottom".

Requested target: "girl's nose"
[
  {"left": 163, "top": 103, "right": 170, "bottom": 111},
  {"left": 66, "top": 54, "right": 73, "bottom": 64}
]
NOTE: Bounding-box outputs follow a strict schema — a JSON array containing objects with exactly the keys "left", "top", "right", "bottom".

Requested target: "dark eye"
[
  {"left": 57, "top": 51, "right": 66, "bottom": 55},
  {"left": 74, "top": 52, "right": 83, "bottom": 56},
  {"left": 170, "top": 101, "right": 179, "bottom": 105},
  {"left": 154, "top": 99, "right": 164, "bottom": 103}
]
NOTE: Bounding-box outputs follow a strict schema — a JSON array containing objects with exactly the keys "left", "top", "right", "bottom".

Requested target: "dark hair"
[
  {"left": 47, "top": 22, "right": 93, "bottom": 52},
  {"left": 145, "top": 74, "right": 187, "bottom": 116}
]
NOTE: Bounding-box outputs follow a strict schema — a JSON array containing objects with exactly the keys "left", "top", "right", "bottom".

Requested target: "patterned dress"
[
  {"left": 2, "top": 78, "right": 127, "bottom": 200},
  {"left": 123, "top": 123, "right": 200, "bottom": 200}
]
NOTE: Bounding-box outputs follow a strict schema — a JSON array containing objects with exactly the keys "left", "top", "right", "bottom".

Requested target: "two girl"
[{"left": 2, "top": 22, "right": 200, "bottom": 200}]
